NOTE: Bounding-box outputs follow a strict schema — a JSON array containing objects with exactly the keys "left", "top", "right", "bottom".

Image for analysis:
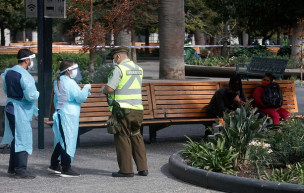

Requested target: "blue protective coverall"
[
  {"left": 52, "top": 75, "right": 90, "bottom": 161},
  {"left": 1, "top": 65, "right": 39, "bottom": 155}
]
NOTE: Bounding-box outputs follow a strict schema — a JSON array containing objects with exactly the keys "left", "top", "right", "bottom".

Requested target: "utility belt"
[
  {"left": 108, "top": 100, "right": 141, "bottom": 138},
  {"left": 112, "top": 100, "right": 130, "bottom": 118}
]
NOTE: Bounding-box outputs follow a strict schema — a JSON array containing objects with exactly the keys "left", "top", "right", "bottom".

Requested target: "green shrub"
[
  {"left": 207, "top": 100, "right": 268, "bottom": 164},
  {"left": 277, "top": 46, "right": 291, "bottom": 57},
  {"left": 183, "top": 136, "right": 238, "bottom": 175},
  {"left": 263, "top": 162, "right": 304, "bottom": 184},
  {"left": 0, "top": 55, "right": 17, "bottom": 70},
  {"left": 191, "top": 55, "right": 226, "bottom": 66},
  {"left": 53, "top": 53, "right": 102, "bottom": 71},
  {"left": 266, "top": 116, "right": 304, "bottom": 165},
  {"left": 230, "top": 45, "right": 274, "bottom": 58},
  {"left": 92, "top": 63, "right": 115, "bottom": 83},
  {"left": 52, "top": 53, "right": 103, "bottom": 83},
  {"left": 286, "top": 56, "right": 301, "bottom": 69}
]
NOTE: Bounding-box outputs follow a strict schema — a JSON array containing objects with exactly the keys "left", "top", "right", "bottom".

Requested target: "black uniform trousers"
[
  {"left": 6, "top": 112, "right": 29, "bottom": 174},
  {"left": 50, "top": 113, "right": 71, "bottom": 172}
]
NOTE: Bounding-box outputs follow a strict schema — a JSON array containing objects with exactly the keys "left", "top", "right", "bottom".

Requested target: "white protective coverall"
[
  {"left": 1, "top": 65, "right": 39, "bottom": 154},
  {"left": 52, "top": 75, "right": 90, "bottom": 161}
]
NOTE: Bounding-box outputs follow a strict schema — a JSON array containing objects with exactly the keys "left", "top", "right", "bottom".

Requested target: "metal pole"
[
  {"left": 44, "top": 18, "right": 53, "bottom": 118},
  {"left": 37, "top": 0, "right": 45, "bottom": 149}
]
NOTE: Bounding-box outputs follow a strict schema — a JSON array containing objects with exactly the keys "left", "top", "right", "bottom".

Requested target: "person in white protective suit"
[
  {"left": 1, "top": 49, "right": 39, "bottom": 179},
  {"left": 47, "top": 60, "right": 91, "bottom": 177}
]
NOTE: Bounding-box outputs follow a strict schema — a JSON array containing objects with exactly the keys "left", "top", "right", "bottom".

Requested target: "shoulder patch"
[{"left": 109, "top": 72, "right": 113, "bottom": 79}]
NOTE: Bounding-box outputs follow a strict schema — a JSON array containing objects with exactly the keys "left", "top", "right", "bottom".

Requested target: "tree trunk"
[
  {"left": 210, "top": 35, "right": 215, "bottom": 45},
  {"left": 114, "top": 30, "right": 131, "bottom": 46},
  {"left": 194, "top": 30, "right": 205, "bottom": 45},
  {"left": 291, "top": 22, "right": 304, "bottom": 58},
  {"left": 131, "top": 27, "right": 137, "bottom": 63},
  {"left": 145, "top": 27, "right": 150, "bottom": 55},
  {"left": 0, "top": 27, "right": 5, "bottom": 46},
  {"left": 222, "top": 23, "right": 228, "bottom": 58},
  {"left": 12, "top": 30, "right": 18, "bottom": 43},
  {"left": 88, "top": 0, "right": 94, "bottom": 77},
  {"left": 277, "top": 27, "right": 281, "bottom": 45},
  {"left": 158, "top": 0, "right": 185, "bottom": 79},
  {"left": 114, "top": 29, "right": 131, "bottom": 58},
  {"left": 89, "top": 49, "right": 95, "bottom": 77},
  {"left": 242, "top": 31, "right": 248, "bottom": 46}
]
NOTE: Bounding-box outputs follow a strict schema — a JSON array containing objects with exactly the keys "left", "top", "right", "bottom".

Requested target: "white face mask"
[
  {"left": 70, "top": 69, "right": 78, "bottom": 79},
  {"left": 28, "top": 60, "right": 34, "bottom": 70},
  {"left": 113, "top": 59, "right": 117, "bottom": 65},
  {"left": 19, "top": 54, "right": 36, "bottom": 71}
]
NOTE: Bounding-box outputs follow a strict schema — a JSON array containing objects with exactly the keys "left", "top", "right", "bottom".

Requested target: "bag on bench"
[{"left": 262, "top": 82, "right": 283, "bottom": 108}]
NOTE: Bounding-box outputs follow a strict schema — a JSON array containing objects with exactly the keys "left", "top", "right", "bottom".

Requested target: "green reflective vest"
[
  {"left": 108, "top": 60, "right": 143, "bottom": 111},
  {"left": 184, "top": 41, "right": 192, "bottom": 46},
  {"left": 281, "top": 38, "right": 288, "bottom": 46}
]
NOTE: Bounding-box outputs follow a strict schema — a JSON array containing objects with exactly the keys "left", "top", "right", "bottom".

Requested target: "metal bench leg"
[
  {"left": 149, "top": 126, "right": 158, "bottom": 144},
  {"left": 140, "top": 125, "right": 144, "bottom": 136}
]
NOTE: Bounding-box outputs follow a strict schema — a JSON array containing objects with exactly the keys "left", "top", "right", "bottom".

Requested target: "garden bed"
[
  {"left": 169, "top": 151, "right": 304, "bottom": 193},
  {"left": 176, "top": 104, "right": 304, "bottom": 192}
]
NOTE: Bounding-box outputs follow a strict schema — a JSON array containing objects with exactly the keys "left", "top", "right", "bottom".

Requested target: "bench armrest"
[{"left": 236, "top": 63, "right": 249, "bottom": 73}]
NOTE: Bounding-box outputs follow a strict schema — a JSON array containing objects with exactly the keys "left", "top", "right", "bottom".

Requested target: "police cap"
[{"left": 110, "top": 46, "right": 129, "bottom": 57}]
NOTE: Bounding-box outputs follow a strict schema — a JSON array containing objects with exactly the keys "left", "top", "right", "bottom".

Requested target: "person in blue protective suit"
[
  {"left": 1, "top": 49, "right": 39, "bottom": 179},
  {"left": 47, "top": 60, "right": 91, "bottom": 177}
]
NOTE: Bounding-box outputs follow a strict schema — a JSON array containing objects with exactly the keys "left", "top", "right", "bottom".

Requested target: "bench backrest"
[
  {"left": 48, "top": 83, "right": 153, "bottom": 124},
  {"left": 150, "top": 82, "right": 219, "bottom": 119},
  {"left": 219, "top": 80, "right": 298, "bottom": 113},
  {"left": 248, "top": 57, "right": 288, "bottom": 75}
]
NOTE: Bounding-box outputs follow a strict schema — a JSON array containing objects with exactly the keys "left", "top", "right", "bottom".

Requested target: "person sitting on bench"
[
  {"left": 229, "top": 74, "right": 248, "bottom": 106},
  {"left": 207, "top": 82, "right": 240, "bottom": 118},
  {"left": 253, "top": 73, "right": 290, "bottom": 124}
]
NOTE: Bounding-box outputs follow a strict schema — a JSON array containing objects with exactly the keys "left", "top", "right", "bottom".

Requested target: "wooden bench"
[
  {"left": 148, "top": 82, "right": 219, "bottom": 142},
  {"left": 219, "top": 80, "right": 298, "bottom": 113},
  {"left": 43, "top": 80, "right": 298, "bottom": 145},
  {"left": 43, "top": 82, "right": 219, "bottom": 144},
  {"left": 44, "top": 83, "right": 154, "bottom": 144},
  {"left": 236, "top": 57, "right": 288, "bottom": 80}
]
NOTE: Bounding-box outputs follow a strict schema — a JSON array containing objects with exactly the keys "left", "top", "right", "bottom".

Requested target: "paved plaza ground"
[{"left": 0, "top": 60, "right": 303, "bottom": 193}]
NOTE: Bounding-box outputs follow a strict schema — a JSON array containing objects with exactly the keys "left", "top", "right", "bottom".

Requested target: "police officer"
[
  {"left": 281, "top": 33, "right": 289, "bottom": 46},
  {"left": 1, "top": 49, "right": 39, "bottom": 179},
  {"left": 184, "top": 34, "right": 193, "bottom": 46},
  {"left": 100, "top": 46, "right": 148, "bottom": 177}
]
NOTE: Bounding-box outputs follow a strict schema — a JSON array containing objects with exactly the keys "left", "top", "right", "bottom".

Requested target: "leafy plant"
[
  {"left": 0, "top": 55, "right": 18, "bottom": 70},
  {"left": 208, "top": 99, "right": 268, "bottom": 164},
  {"left": 92, "top": 63, "right": 115, "bottom": 83},
  {"left": 262, "top": 162, "right": 304, "bottom": 185},
  {"left": 183, "top": 136, "right": 238, "bottom": 175},
  {"left": 230, "top": 45, "right": 274, "bottom": 58},
  {"left": 277, "top": 46, "right": 291, "bottom": 57},
  {"left": 266, "top": 116, "right": 304, "bottom": 165},
  {"left": 248, "top": 139, "right": 274, "bottom": 177},
  {"left": 52, "top": 53, "right": 103, "bottom": 83},
  {"left": 263, "top": 167, "right": 298, "bottom": 184}
]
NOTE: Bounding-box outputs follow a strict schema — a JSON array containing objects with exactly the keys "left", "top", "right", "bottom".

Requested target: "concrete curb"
[{"left": 169, "top": 151, "right": 304, "bottom": 193}]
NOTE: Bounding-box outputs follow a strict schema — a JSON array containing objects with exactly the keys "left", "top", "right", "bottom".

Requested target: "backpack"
[{"left": 261, "top": 82, "right": 283, "bottom": 108}]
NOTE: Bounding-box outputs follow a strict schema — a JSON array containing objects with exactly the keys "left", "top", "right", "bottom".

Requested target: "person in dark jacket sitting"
[{"left": 207, "top": 82, "right": 240, "bottom": 118}]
